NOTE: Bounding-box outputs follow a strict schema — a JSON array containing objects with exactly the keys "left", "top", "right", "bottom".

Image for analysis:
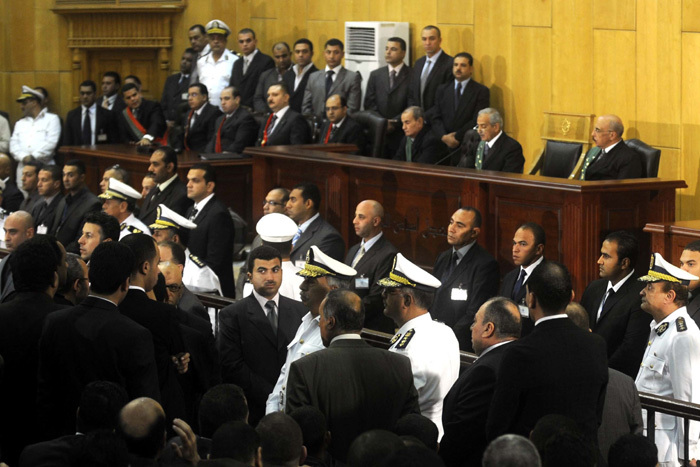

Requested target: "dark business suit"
[
  {"left": 345, "top": 235, "right": 398, "bottom": 333},
  {"left": 283, "top": 65, "right": 319, "bottom": 114},
  {"left": 580, "top": 276, "right": 651, "bottom": 378},
  {"left": 51, "top": 186, "right": 101, "bottom": 254},
  {"left": 230, "top": 50, "right": 275, "bottom": 109},
  {"left": 138, "top": 177, "right": 191, "bottom": 227},
  {"left": 598, "top": 368, "right": 643, "bottom": 462},
  {"left": 218, "top": 294, "right": 306, "bottom": 425},
  {"left": 318, "top": 116, "right": 366, "bottom": 153},
  {"left": 19, "top": 434, "right": 87, "bottom": 467},
  {"left": 582, "top": 141, "right": 643, "bottom": 180},
  {"left": 160, "top": 72, "right": 190, "bottom": 122},
  {"left": 256, "top": 108, "right": 312, "bottom": 146},
  {"left": 63, "top": 105, "right": 117, "bottom": 146},
  {"left": 432, "top": 79, "right": 490, "bottom": 142},
  {"left": 1, "top": 178, "right": 24, "bottom": 213},
  {"left": 499, "top": 261, "right": 546, "bottom": 338},
  {"left": 254, "top": 67, "right": 285, "bottom": 113},
  {"left": 204, "top": 108, "right": 259, "bottom": 154},
  {"left": 302, "top": 67, "right": 362, "bottom": 122},
  {"left": 486, "top": 317, "right": 609, "bottom": 449},
  {"left": 31, "top": 193, "right": 64, "bottom": 233},
  {"left": 431, "top": 243, "right": 500, "bottom": 350},
  {"left": 393, "top": 124, "right": 447, "bottom": 164},
  {"left": 688, "top": 290, "right": 700, "bottom": 329},
  {"left": 37, "top": 296, "right": 160, "bottom": 438},
  {"left": 440, "top": 342, "right": 512, "bottom": 467},
  {"left": 286, "top": 338, "right": 421, "bottom": 463},
  {"left": 182, "top": 103, "right": 222, "bottom": 151},
  {"left": 459, "top": 132, "right": 525, "bottom": 173},
  {"left": 364, "top": 64, "right": 412, "bottom": 157},
  {"left": 408, "top": 51, "right": 454, "bottom": 114},
  {"left": 19, "top": 190, "right": 39, "bottom": 213},
  {"left": 289, "top": 215, "right": 345, "bottom": 264},
  {"left": 186, "top": 196, "right": 235, "bottom": 298},
  {"left": 117, "top": 99, "right": 166, "bottom": 142},
  {"left": 0, "top": 255, "right": 14, "bottom": 304}
]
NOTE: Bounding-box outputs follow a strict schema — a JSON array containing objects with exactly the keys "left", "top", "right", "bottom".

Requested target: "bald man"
[
  {"left": 0, "top": 154, "right": 24, "bottom": 213},
  {"left": 0, "top": 211, "right": 35, "bottom": 302},
  {"left": 580, "top": 114, "right": 643, "bottom": 181},
  {"left": 118, "top": 398, "right": 168, "bottom": 464},
  {"left": 345, "top": 200, "right": 398, "bottom": 333}
]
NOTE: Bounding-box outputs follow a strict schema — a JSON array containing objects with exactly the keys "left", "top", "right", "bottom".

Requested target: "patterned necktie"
[
  {"left": 405, "top": 137, "right": 413, "bottom": 162},
  {"left": 420, "top": 59, "right": 432, "bottom": 105},
  {"left": 292, "top": 227, "right": 302, "bottom": 247},
  {"left": 351, "top": 245, "right": 365, "bottom": 268},
  {"left": 512, "top": 269, "right": 527, "bottom": 300},
  {"left": 266, "top": 300, "right": 278, "bottom": 334},
  {"left": 325, "top": 70, "right": 335, "bottom": 96},
  {"left": 267, "top": 114, "right": 278, "bottom": 135},
  {"left": 82, "top": 108, "right": 91, "bottom": 145},
  {"left": 189, "top": 208, "right": 199, "bottom": 222},
  {"left": 389, "top": 69, "right": 396, "bottom": 90}
]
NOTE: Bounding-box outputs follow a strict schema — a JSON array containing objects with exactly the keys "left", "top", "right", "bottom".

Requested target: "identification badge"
[
  {"left": 451, "top": 288, "right": 468, "bottom": 301},
  {"left": 518, "top": 305, "right": 530, "bottom": 318},
  {"left": 97, "top": 133, "right": 108, "bottom": 142},
  {"left": 295, "top": 260, "right": 306, "bottom": 269},
  {"left": 37, "top": 224, "right": 48, "bottom": 235},
  {"left": 355, "top": 277, "right": 369, "bottom": 289},
  {"left": 182, "top": 92, "right": 189, "bottom": 100}
]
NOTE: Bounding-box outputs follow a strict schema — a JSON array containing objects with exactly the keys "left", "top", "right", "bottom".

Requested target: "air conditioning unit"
[{"left": 345, "top": 21, "right": 410, "bottom": 108}]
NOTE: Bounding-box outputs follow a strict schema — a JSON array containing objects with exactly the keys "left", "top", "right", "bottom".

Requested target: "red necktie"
[
  {"left": 184, "top": 110, "right": 194, "bottom": 150},
  {"left": 324, "top": 123, "right": 333, "bottom": 143},
  {"left": 261, "top": 113, "right": 276, "bottom": 147},
  {"left": 214, "top": 115, "right": 227, "bottom": 153}
]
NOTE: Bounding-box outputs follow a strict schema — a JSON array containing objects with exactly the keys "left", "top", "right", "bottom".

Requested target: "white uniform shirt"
[
  {"left": 635, "top": 306, "right": 700, "bottom": 465},
  {"left": 0, "top": 115, "right": 10, "bottom": 154},
  {"left": 183, "top": 247, "right": 222, "bottom": 295},
  {"left": 197, "top": 50, "right": 238, "bottom": 108},
  {"left": 243, "top": 261, "right": 303, "bottom": 302},
  {"left": 389, "top": 313, "right": 460, "bottom": 439},
  {"left": 118, "top": 213, "right": 152, "bottom": 239},
  {"left": 10, "top": 108, "right": 60, "bottom": 182},
  {"left": 265, "top": 311, "right": 322, "bottom": 414}
]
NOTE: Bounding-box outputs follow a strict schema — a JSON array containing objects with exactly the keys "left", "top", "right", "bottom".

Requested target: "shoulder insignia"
[
  {"left": 389, "top": 333, "right": 402, "bottom": 346},
  {"left": 120, "top": 223, "right": 127, "bottom": 231},
  {"left": 677, "top": 317, "right": 688, "bottom": 332},
  {"left": 396, "top": 328, "right": 415, "bottom": 349},
  {"left": 189, "top": 254, "right": 205, "bottom": 268},
  {"left": 656, "top": 322, "right": 669, "bottom": 336},
  {"left": 126, "top": 225, "right": 142, "bottom": 234}
]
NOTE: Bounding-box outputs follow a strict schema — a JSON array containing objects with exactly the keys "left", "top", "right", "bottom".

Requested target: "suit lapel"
[
  {"left": 444, "top": 244, "right": 478, "bottom": 288},
  {"left": 246, "top": 296, "right": 277, "bottom": 345},
  {"left": 483, "top": 134, "right": 506, "bottom": 170},
  {"left": 354, "top": 236, "right": 385, "bottom": 269},
  {"left": 276, "top": 297, "right": 297, "bottom": 350},
  {"left": 329, "top": 68, "right": 347, "bottom": 95},
  {"left": 291, "top": 217, "right": 320, "bottom": 257},
  {"left": 389, "top": 66, "right": 410, "bottom": 94},
  {"left": 193, "top": 195, "right": 217, "bottom": 224}
]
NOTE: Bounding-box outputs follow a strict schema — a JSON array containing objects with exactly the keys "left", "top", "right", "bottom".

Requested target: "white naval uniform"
[
  {"left": 243, "top": 261, "right": 304, "bottom": 302},
  {"left": 635, "top": 306, "right": 700, "bottom": 466},
  {"left": 9, "top": 108, "right": 60, "bottom": 183},
  {"left": 118, "top": 213, "right": 152, "bottom": 239},
  {"left": 265, "top": 311, "right": 322, "bottom": 414},
  {"left": 183, "top": 248, "right": 223, "bottom": 296},
  {"left": 389, "top": 313, "right": 460, "bottom": 439},
  {"left": 196, "top": 49, "right": 238, "bottom": 108}
]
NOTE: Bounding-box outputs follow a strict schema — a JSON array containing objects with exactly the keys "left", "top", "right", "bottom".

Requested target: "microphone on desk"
[{"left": 434, "top": 146, "right": 463, "bottom": 166}]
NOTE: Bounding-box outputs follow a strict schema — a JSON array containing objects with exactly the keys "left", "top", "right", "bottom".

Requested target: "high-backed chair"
[
  {"left": 624, "top": 138, "right": 661, "bottom": 178},
  {"left": 352, "top": 110, "right": 387, "bottom": 157},
  {"left": 303, "top": 113, "right": 321, "bottom": 143}
]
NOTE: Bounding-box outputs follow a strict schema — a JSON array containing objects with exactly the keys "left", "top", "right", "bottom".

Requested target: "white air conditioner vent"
[{"left": 346, "top": 27, "right": 377, "bottom": 56}]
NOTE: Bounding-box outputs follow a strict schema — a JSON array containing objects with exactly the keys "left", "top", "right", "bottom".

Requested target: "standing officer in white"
[
  {"left": 636, "top": 252, "right": 700, "bottom": 467},
  {"left": 379, "top": 253, "right": 460, "bottom": 439}
]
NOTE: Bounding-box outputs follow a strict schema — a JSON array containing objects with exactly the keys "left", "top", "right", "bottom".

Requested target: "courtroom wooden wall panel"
[
  {"left": 592, "top": 30, "right": 636, "bottom": 121},
  {"left": 439, "top": 25, "right": 475, "bottom": 59},
  {"left": 436, "top": 0, "right": 473, "bottom": 25},
  {"left": 593, "top": 0, "right": 636, "bottom": 30},
  {"left": 512, "top": 0, "right": 551, "bottom": 27},
  {"left": 682, "top": 0, "right": 700, "bottom": 32},
  {"left": 681, "top": 32, "right": 700, "bottom": 220}
]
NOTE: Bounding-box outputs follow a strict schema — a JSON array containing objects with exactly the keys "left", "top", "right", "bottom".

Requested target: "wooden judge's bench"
[{"left": 59, "top": 144, "right": 686, "bottom": 296}]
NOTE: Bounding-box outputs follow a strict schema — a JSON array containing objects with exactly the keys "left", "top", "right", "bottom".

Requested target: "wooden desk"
[
  {"left": 644, "top": 220, "right": 700, "bottom": 264},
  {"left": 247, "top": 145, "right": 686, "bottom": 296}
]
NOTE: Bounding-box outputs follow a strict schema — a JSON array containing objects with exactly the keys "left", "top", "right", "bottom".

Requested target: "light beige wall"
[{"left": 2, "top": 0, "right": 699, "bottom": 219}]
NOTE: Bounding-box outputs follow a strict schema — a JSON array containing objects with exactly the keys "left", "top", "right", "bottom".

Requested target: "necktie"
[
  {"left": 178, "top": 74, "right": 185, "bottom": 84},
  {"left": 512, "top": 269, "right": 527, "bottom": 300},
  {"left": 36, "top": 200, "right": 48, "bottom": 222},
  {"left": 325, "top": 70, "right": 335, "bottom": 96},
  {"left": 324, "top": 123, "right": 333, "bottom": 143},
  {"left": 329, "top": 124, "right": 338, "bottom": 140},
  {"left": 101, "top": 98, "right": 110, "bottom": 110},
  {"left": 266, "top": 300, "right": 278, "bottom": 334},
  {"left": 184, "top": 111, "right": 194, "bottom": 150},
  {"left": 405, "top": 137, "right": 413, "bottom": 162},
  {"left": 292, "top": 227, "right": 302, "bottom": 247},
  {"left": 82, "top": 108, "right": 91, "bottom": 145},
  {"left": 133, "top": 107, "right": 139, "bottom": 120},
  {"left": 389, "top": 69, "right": 396, "bottom": 90},
  {"left": 597, "top": 289, "right": 614, "bottom": 322},
  {"left": 351, "top": 245, "right": 365, "bottom": 268},
  {"left": 455, "top": 82, "right": 463, "bottom": 109},
  {"left": 267, "top": 114, "right": 278, "bottom": 135},
  {"left": 420, "top": 59, "right": 432, "bottom": 105},
  {"left": 483, "top": 143, "right": 490, "bottom": 160},
  {"left": 215, "top": 115, "right": 228, "bottom": 153},
  {"left": 151, "top": 186, "right": 161, "bottom": 200},
  {"left": 442, "top": 251, "right": 459, "bottom": 282},
  {"left": 244, "top": 58, "right": 250, "bottom": 75},
  {"left": 189, "top": 208, "right": 199, "bottom": 222}
]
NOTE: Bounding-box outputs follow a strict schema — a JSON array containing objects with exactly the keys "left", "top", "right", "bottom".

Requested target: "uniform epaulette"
[
  {"left": 189, "top": 254, "right": 205, "bottom": 268},
  {"left": 389, "top": 333, "right": 401, "bottom": 346},
  {"left": 396, "top": 329, "right": 415, "bottom": 349},
  {"left": 120, "top": 223, "right": 127, "bottom": 231},
  {"left": 656, "top": 322, "right": 669, "bottom": 336},
  {"left": 126, "top": 225, "right": 142, "bottom": 234},
  {"left": 677, "top": 317, "right": 688, "bottom": 332}
]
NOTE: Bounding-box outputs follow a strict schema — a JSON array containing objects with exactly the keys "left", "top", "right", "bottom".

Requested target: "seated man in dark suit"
[
  {"left": 31, "top": 165, "right": 63, "bottom": 234},
  {"left": 118, "top": 83, "right": 166, "bottom": 146},
  {"left": 285, "top": 181, "right": 345, "bottom": 265},
  {"left": 230, "top": 28, "right": 275, "bottom": 109},
  {"left": 579, "top": 231, "right": 650, "bottom": 378},
  {"left": 283, "top": 38, "right": 318, "bottom": 113},
  {"left": 580, "top": 114, "right": 643, "bottom": 180},
  {"left": 64, "top": 80, "right": 116, "bottom": 146},
  {"left": 96, "top": 71, "right": 125, "bottom": 115},
  {"left": 394, "top": 106, "right": 445, "bottom": 164},
  {"left": 432, "top": 52, "right": 490, "bottom": 150},
  {"left": 257, "top": 83, "right": 311, "bottom": 147},
  {"left": 161, "top": 49, "right": 195, "bottom": 130},
  {"left": 139, "top": 146, "right": 192, "bottom": 226},
  {"left": 680, "top": 240, "right": 700, "bottom": 328},
  {"left": 0, "top": 153, "right": 24, "bottom": 213},
  {"left": 459, "top": 108, "right": 524, "bottom": 173},
  {"left": 254, "top": 42, "right": 293, "bottom": 113},
  {"left": 19, "top": 160, "right": 42, "bottom": 213},
  {"left": 205, "top": 86, "right": 259, "bottom": 154},
  {"left": 181, "top": 83, "right": 222, "bottom": 152},
  {"left": 318, "top": 94, "right": 365, "bottom": 153}
]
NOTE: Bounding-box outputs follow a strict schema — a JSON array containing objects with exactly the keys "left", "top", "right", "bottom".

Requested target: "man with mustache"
[{"left": 138, "top": 146, "right": 192, "bottom": 227}]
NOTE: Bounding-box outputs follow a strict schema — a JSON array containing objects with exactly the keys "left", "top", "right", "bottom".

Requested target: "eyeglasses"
[
  {"left": 263, "top": 200, "right": 284, "bottom": 207},
  {"left": 166, "top": 284, "right": 183, "bottom": 292},
  {"left": 593, "top": 128, "right": 612, "bottom": 134}
]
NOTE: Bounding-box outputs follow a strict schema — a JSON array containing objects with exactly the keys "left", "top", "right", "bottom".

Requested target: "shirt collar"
[
  {"left": 332, "top": 116, "right": 346, "bottom": 129},
  {"left": 602, "top": 140, "right": 621, "bottom": 154},
  {"left": 478, "top": 339, "right": 514, "bottom": 358},
  {"left": 520, "top": 256, "right": 544, "bottom": 281},
  {"left": 128, "top": 286, "right": 146, "bottom": 293},
  {"left": 453, "top": 241, "right": 475, "bottom": 261},
  {"left": 426, "top": 49, "right": 443, "bottom": 62},
  {"left": 193, "top": 192, "right": 215, "bottom": 212},
  {"left": 82, "top": 103, "right": 96, "bottom": 113},
  {"left": 252, "top": 288, "right": 280, "bottom": 312},
  {"left": 324, "top": 64, "right": 343, "bottom": 74},
  {"left": 87, "top": 294, "right": 119, "bottom": 307},
  {"left": 361, "top": 231, "right": 383, "bottom": 252},
  {"left": 158, "top": 173, "right": 179, "bottom": 190},
  {"left": 534, "top": 314, "right": 568, "bottom": 326},
  {"left": 396, "top": 312, "right": 431, "bottom": 335},
  {"left": 298, "top": 212, "right": 320, "bottom": 232},
  {"left": 651, "top": 306, "right": 686, "bottom": 328},
  {"left": 330, "top": 333, "right": 362, "bottom": 344},
  {"left": 244, "top": 49, "right": 259, "bottom": 61},
  {"left": 608, "top": 269, "right": 635, "bottom": 293},
  {"left": 294, "top": 63, "right": 314, "bottom": 76},
  {"left": 193, "top": 103, "right": 207, "bottom": 116},
  {"left": 487, "top": 131, "right": 504, "bottom": 147},
  {"left": 454, "top": 77, "right": 471, "bottom": 89},
  {"left": 274, "top": 105, "right": 290, "bottom": 120},
  {"left": 388, "top": 63, "right": 404, "bottom": 74}
]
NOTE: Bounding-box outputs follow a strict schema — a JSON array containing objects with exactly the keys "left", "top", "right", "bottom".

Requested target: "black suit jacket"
[
  {"left": 459, "top": 132, "right": 525, "bottom": 173},
  {"left": 31, "top": 193, "right": 64, "bottom": 233},
  {"left": 430, "top": 243, "right": 500, "bottom": 350},
  {"left": 432, "top": 79, "right": 490, "bottom": 142},
  {"left": 186, "top": 196, "right": 235, "bottom": 298},
  {"left": 63, "top": 105, "right": 117, "bottom": 146},
  {"left": 345, "top": 235, "right": 398, "bottom": 333},
  {"left": 139, "top": 177, "right": 191, "bottom": 227},
  {"left": 230, "top": 51, "right": 275, "bottom": 109},
  {"left": 218, "top": 294, "right": 306, "bottom": 424},
  {"left": 499, "top": 261, "right": 547, "bottom": 338},
  {"left": 289, "top": 215, "right": 345, "bottom": 264},
  {"left": 51, "top": 186, "right": 101, "bottom": 254},
  {"left": 286, "top": 339, "right": 420, "bottom": 463},
  {"left": 1, "top": 178, "right": 24, "bottom": 213},
  {"left": 204, "top": 108, "right": 259, "bottom": 154},
  {"left": 440, "top": 342, "right": 512, "bottom": 467},
  {"left": 161, "top": 72, "right": 191, "bottom": 122},
  {"left": 486, "top": 317, "right": 609, "bottom": 448},
  {"left": 583, "top": 140, "right": 643, "bottom": 180},
  {"left": 182, "top": 103, "right": 222, "bottom": 152},
  {"left": 19, "top": 434, "right": 87, "bottom": 467},
  {"left": 408, "top": 52, "right": 454, "bottom": 113},
  {"left": 37, "top": 296, "right": 160, "bottom": 437},
  {"left": 688, "top": 291, "right": 700, "bottom": 329},
  {"left": 394, "top": 124, "right": 447, "bottom": 164},
  {"left": 254, "top": 67, "right": 285, "bottom": 113},
  {"left": 178, "top": 286, "right": 211, "bottom": 326},
  {"left": 364, "top": 65, "right": 412, "bottom": 120},
  {"left": 319, "top": 116, "right": 366, "bottom": 153},
  {"left": 256, "top": 108, "right": 312, "bottom": 146},
  {"left": 283, "top": 65, "right": 319, "bottom": 113},
  {"left": 580, "top": 276, "right": 651, "bottom": 378},
  {"left": 118, "top": 99, "right": 166, "bottom": 142}
]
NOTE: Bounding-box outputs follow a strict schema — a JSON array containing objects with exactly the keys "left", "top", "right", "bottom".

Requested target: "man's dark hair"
[
  {"left": 83, "top": 211, "right": 120, "bottom": 242},
  {"left": 210, "top": 421, "right": 260, "bottom": 462},
  {"left": 530, "top": 414, "right": 582, "bottom": 460},
  {"left": 78, "top": 381, "right": 129, "bottom": 433},
  {"left": 189, "top": 24, "right": 206, "bottom": 35},
  {"left": 60, "top": 252, "right": 85, "bottom": 295},
  {"left": 604, "top": 230, "right": 639, "bottom": 265},
  {"left": 388, "top": 37, "right": 407, "bottom": 51},
  {"left": 458, "top": 206, "right": 482, "bottom": 228},
  {"left": 153, "top": 272, "right": 167, "bottom": 302},
  {"left": 224, "top": 85, "right": 242, "bottom": 99},
  {"left": 41, "top": 164, "right": 62, "bottom": 182},
  {"left": 65, "top": 159, "right": 87, "bottom": 175},
  {"left": 247, "top": 245, "right": 282, "bottom": 273},
  {"left": 322, "top": 289, "right": 365, "bottom": 332},
  {"left": 294, "top": 38, "right": 314, "bottom": 53},
  {"left": 121, "top": 83, "right": 139, "bottom": 95},
  {"left": 270, "top": 82, "right": 290, "bottom": 96},
  {"left": 543, "top": 431, "right": 594, "bottom": 467},
  {"left": 289, "top": 406, "right": 327, "bottom": 456},
  {"left": 155, "top": 145, "right": 178, "bottom": 172},
  {"left": 399, "top": 286, "right": 434, "bottom": 310},
  {"left": 120, "top": 234, "right": 158, "bottom": 276},
  {"left": 347, "top": 429, "right": 404, "bottom": 467},
  {"left": 483, "top": 434, "right": 541, "bottom": 467},
  {"left": 382, "top": 445, "right": 446, "bottom": 466},
  {"left": 191, "top": 162, "right": 216, "bottom": 184},
  {"left": 324, "top": 38, "right": 344, "bottom": 50},
  {"left": 117, "top": 404, "right": 166, "bottom": 459},
  {"left": 483, "top": 297, "right": 521, "bottom": 338},
  {"left": 661, "top": 281, "right": 689, "bottom": 306},
  {"left": 271, "top": 186, "right": 291, "bottom": 204},
  {"left": 124, "top": 75, "right": 141, "bottom": 86},
  {"left": 292, "top": 182, "right": 321, "bottom": 211},
  {"left": 105, "top": 164, "right": 131, "bottom": 186},
  {"left": 103, "top": 71, "right": 122, "bottom": 86},
  {"left": 454, "top": 52, "right": 474, "bottom": 66},
  {"left": 272, "top": 41, "right": 291, "bottom": 52},
  {"left": 393, "top": 414, "right": 439, "bottom": 452},
  {"left": 422, "top": 25, "right": 442, "bottom": 38},
  {"left": 256, "top": 412, "right": 303, "bottom": 466},
  {"left": 159, "top": 241, "right": 186, "bottom": 266},
  {"left": 80, "top": 80, "right": 97, "bottom": 93},
  {"left": 328, "top": 93, "right": 348, "bottom": 107},
  {"left": 607, "top": 434, "right": 658, "bottom": 467},
  {"left": 238, "top": 27, "right": 256, "bottom": 39},
  {"left": 184, "top": 47, "right": 197, "bottom": 56},
  {"left": 189, "top": 82, "right": 209, "bottom": 96},
  {"left": 527, "top": 261, "right": 572, "bottom": 315},
  {"left": 11, "top": 236, "right": 59, "bottom": 293},
  {"left": 76, "top": 430, "right": 130, "bottom": 467},
  {"left": 89, "top": 242, "right": 135, "bottom": 295},
  {"left": 36, "top": 87, "right": 50, "bottom": 102},
  {"left": 519, "top": 222, "right": 546, "bottom": 247},
  {"left": 685, "top": 240, "right": 700, "bottom": 252},
  {"left": 198, "top": 384, "right": 249, "bottom": 438}
]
